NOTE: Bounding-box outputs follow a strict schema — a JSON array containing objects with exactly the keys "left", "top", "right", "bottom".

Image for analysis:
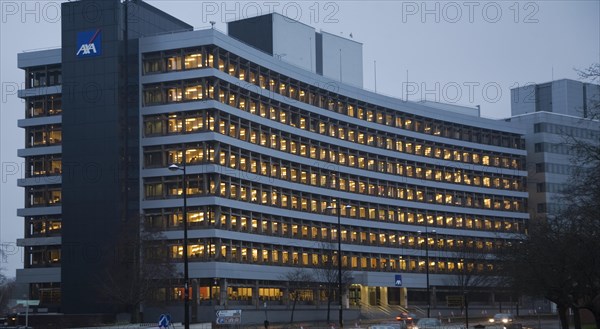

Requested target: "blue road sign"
[
  {"left": 216, "top": 309, "right": 242, "bottom": 324},
  {"left": 158, "top": 313, "right": 170, "bottom": 328},
  {"left": 395, "top": 274, "right": 403, "bottom": 286}
]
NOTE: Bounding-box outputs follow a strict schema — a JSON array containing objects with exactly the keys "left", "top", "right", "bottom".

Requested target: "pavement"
[
  {"left": 471, "top": 317, "right": 561, "bottom": 329},
  {"left": 358, "top": 316, "right": 562, "bottom": 329},
  {"left": 65, "top": 316, "right": 563, "bottom": 329}
]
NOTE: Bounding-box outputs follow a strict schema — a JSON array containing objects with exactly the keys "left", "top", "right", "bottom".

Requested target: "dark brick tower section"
[{"left": 60, "top": 0, "right": 191, "bottom": 314}]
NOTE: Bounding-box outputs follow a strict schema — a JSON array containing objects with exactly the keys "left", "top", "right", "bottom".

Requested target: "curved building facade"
[{"left": 137, "top": 27, "right": 527, "bottom": 320}]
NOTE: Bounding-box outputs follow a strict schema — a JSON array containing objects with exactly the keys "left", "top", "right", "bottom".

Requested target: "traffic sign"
[
  {"left": 158, "top": 313, "right": 170, "bottom": 328},
  {"left": 446, "top": 295, "right": 464, "bottom": 307},
  {"left": 216, "top": 309, "right": 242, "bottom": 324},
  {"left": 395, "top": 274, "right": 403, "bottom": 286},
  {"left": 16, "top": 300, "right": 40, "bottom": 306}
]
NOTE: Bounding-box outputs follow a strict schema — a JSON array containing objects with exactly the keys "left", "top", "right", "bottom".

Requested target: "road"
[{"left": 467, "top": 318, "right": 562, "bottom": 329}]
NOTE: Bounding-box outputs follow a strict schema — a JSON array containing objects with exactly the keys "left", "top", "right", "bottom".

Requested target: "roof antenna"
[
  {"left": 374, "top": 60, "right": 377, "bottom": 93},
  {"left": 405, "top": 69, "right": 409, "bottom": 101}
]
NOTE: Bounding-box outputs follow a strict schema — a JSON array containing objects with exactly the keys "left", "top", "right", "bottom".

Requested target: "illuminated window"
[
  {"left": 484, "top": 198, "right": 492, "bottom": 208},
  {"left": 167, "top": 87, "right": 182, "bottom": 102},
  {"left": 482, "top": 155, "right": 490, "bottom": 165},
  {"left": 166, "top": 55, "right": 182, "bottom": 71},
  {"left": 483, "top": 177, "right": 491, "bottom": 187}
]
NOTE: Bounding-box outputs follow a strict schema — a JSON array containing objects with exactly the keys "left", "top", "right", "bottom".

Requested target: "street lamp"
[
  {"left": 326, "top": 200, "right": 351, "bottom": 329},
  {"left": 418, "top": 227, "right": 435, "bottom": 318},
  {"left": 168, "top": 160, "right": 189, "bottom": 329}
]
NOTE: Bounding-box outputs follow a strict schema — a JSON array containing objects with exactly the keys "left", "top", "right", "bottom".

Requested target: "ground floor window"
[
  {"left": 198, "top": 285, "right": 219, "bottom": 301},
  {"left": 30, "top": 282, "right": 60, "bottom": 305},
  {"left": 228, "top": 286, "right": 252, "bottom": 301},
  {"left": 349, "top": 285, "right": 361, "bottom": 306},
  {"left": 259, "top": 287, "right": 283, "bottom": 301}
]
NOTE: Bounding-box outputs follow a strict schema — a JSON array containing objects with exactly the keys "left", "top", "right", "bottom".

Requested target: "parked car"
[
  {"left": 410, "top": 318, "right": 442, "bottom": 329},
  {"left": 488, "top": 313, "right": 515, "bottom": 324}
]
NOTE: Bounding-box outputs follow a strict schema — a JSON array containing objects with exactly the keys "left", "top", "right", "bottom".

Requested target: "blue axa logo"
[{"left": 76, "top": 29, "right": 102, "bottom": 58}]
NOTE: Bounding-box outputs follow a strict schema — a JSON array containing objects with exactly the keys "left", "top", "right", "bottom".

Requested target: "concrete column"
[
  {"left": 343, "top": 286, "right": 349, "bottom": 309},
  {"left": 314, "top": 287, "right": 320, "bottom": 307},
  {"left": 400, "top": 288, "right": 407, "bottom": 308},
  {"left": 191, "top": 279, "right": 199, "bottom": 322},
  {"left": 219, "top": 278, "right": 228, "bottom": 306},
  {"left": 283, "top": 282, "right": 290, "bottom": 307},
  {"left": 213, "top": 206, "right": 222, "bottom": 228},
  {"left": 253, "top": 281, "right": 260, "bottom": 308},
  {"left": 360, "top": 285, "right": 369, "bottom": 306},
  {"left": 379, "top": 287, "right": 388, "bottom": 307}
]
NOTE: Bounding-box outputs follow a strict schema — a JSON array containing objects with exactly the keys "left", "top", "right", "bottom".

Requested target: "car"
[
  {"left": 396, "top": 312, "right": 417, "bottom": 328},
  {"left": 488, "top": 313, "right": 515, "bottom": 324},
  {"left": 396, "top": 312, "right": 417, "bottom": 322},
  {"left": 410, "top": 318, "right": 442, "bottom": 329}
]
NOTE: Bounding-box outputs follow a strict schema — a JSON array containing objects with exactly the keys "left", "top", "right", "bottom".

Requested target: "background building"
[
  {"left": 507, "top": 79, "right": 600, "bottom": 219},
  {"left": 16, "top": 0, "right": 528, "bottom": 323},
  {"left": 228, "top": 13, "right": 363, "bottom": 87}
]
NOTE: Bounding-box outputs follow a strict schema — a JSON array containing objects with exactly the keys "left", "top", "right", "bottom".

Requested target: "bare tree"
[
  {"left": 282, "top": 268, "right": 315, "bottom": 323},
  {"left": 501, "top": 214, "right": 594, "bottom": 329},
  {"left": 555, "top": 64, "right": 600, "bottom": 329},
  {"left": 445, "top": 245, "right": 501, "bottom": 329},
  {"left": 576, "top": 63, "right": 600, "bottom": 83},
  {"left": 0, "top": 275, "right": 16, "bottom": 314},
  {"left": 99, "top": 217, "right": 176, "bottom": 323},
  {"left": 559, "top": 137, "right": 600, "bottom": 329},
  {"left": 499, "top": 154, "right": 599, "bottom": 329},
  {"left": 313, "top": 242, "right": 353, "bottom": 324}
]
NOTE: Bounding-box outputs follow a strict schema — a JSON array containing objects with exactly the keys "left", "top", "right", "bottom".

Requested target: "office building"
[
  {"left": 16, "top": 0, "right": 528, "bottom": 323},
  {"left": 507, "top": 79, "right": 600, "bottom": 219}
]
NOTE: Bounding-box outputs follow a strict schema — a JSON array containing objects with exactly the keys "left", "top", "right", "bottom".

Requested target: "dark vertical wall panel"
[
  {"left": 228, "top": 14, "right": 274, "bottom": 55},
  {"left": 535, "top": 83, "right": 552, "bottom": 112},
  {"left": 60, "top": 0, "right": 191, "bottom": 314},
  {"left": 61, "top": 0, "right": 124, "bottom": 313},
  {"left": 316, "top": 32, "right": 323, "bottom": 75}
]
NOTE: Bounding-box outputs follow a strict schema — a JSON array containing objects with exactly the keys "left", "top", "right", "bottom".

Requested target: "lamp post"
[
  {"left": 464, "top": 288, "right": 469, "bottom": 329},
  {"left": 418, "top": 227, "right": 435, "bottom": 318},
  {"left": 169, "top": 156, "right": 189, "bottom": 329},
  {"left": 326, "top": 200, "right": 350, "bottom": 329}
]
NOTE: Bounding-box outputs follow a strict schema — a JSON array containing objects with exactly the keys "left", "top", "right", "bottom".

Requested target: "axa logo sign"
[{"left": 76, "top": 29, "right": 102, "bottom": 58}]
